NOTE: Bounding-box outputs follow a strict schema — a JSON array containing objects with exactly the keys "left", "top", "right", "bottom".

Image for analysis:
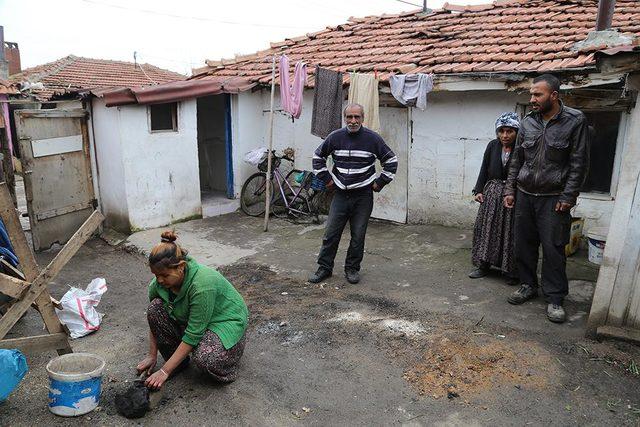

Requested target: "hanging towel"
[
  {"left": 348, "top": 72, "right": 380, "bottom": 132},
  {"left": 279, "top": 55, "right": 307, "bottom": 119},
  {"left": 311, "top": 66, "right": 343, "bottom": 138},
  {"left": 389, "top": 73, "right": 433, "bottom": 111}
]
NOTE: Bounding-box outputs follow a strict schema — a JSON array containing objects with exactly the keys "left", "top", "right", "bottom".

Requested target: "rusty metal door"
[{"left": 15, "top": 109, "right": 95, "bottom": 251}]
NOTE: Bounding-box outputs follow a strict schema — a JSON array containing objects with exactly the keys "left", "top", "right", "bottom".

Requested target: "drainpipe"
[{"left": 595, "top": 0, "right": 616, "bottom": 31}]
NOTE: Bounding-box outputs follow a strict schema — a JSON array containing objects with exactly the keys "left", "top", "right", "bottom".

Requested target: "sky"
[{"left": 0, "top": 0, "right": 488, "bottom": 76}]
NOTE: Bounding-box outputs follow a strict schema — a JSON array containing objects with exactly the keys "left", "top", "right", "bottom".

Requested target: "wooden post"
[
  {"left": 0, "top": 127, "right": 16, "bottom": 207},
  {"left": 263, "top": 55, "right": 277, "bottom": 232}
]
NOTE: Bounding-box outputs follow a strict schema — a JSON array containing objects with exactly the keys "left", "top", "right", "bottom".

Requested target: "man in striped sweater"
[{"left": 309, "top": 103, "right": 398, "bottom": 284}]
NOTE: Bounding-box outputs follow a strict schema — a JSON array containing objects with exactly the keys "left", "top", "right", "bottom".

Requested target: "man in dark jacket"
[
  {"left": 308, "top": 103, "right": 397, "bottom": 284},
  {"left": 503, "top": 74, "right": 589, "bottom": 323}
]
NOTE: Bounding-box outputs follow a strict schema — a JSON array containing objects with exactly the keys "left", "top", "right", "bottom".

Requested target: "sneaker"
[
  {"left": 308, "top": 268, "right": 332, "bottom": 283},
  {"left": 507, "top": 284, "right": 538, "bottom": 305},
  {"left": 468, "top": 267, "right": 489, "bottom": 279},
  {"left": 547, "top": 304, "right": 566, "bottom": 323},
  {"left": 345, "top": 269, "right": 360, "bottom": 284}
]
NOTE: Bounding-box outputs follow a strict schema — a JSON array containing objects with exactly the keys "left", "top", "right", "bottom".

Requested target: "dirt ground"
[{"left": 2, "top": 212, "right": 640, "bottom": 426}]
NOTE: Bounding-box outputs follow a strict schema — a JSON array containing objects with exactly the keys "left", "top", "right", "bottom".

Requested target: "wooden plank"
[
  {"left": 0, "top": 182, "right": 39, "bottom": 279},
  {"left": 0, "top": 210, "right": 103, "bottom": 340},
  {"left": 0, "top": 258, "right": 25, "bottom": 280},
  {"left": 0, "top": 272, "right": 29, "bottom": 299},
  {"left": 16, "top": 109, "right": 87, "bottom": 119},
  {"left": 597, "top": 325, "right": 640, "bottom": 344},
  {"left": 35, "top": 201, "right": 93, "bottom": 221},
  {"left": 0, "top": 333, "right": 69, "bottom": 353}
]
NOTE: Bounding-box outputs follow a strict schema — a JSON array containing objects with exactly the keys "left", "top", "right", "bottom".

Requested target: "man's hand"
[
  {"left": 504, "top": 195, "right": 515, "bottom": 209},
  {"left": 372, "top": 182, "right": 381, "bottom": 192},
  {"left": 326, "top": 180, "right": 335, "bottom": 190},
  {"left": 555, "top": 201, "right": 572, "bottom": 212},
  {"left": 474, "top": 193, "right": 484, "bottom": 203}
]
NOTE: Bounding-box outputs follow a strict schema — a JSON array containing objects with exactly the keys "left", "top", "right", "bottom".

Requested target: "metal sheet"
[
  {"left": 31, "top": 134, "right": 82, "bottom": 158},
  {"left": 371, "top": 107, "right": 409, "bottom": 223}
]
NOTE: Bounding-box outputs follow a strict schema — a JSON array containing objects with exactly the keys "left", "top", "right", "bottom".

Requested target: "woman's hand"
[
  {"left": 474, "top": 193, "right": 484, "bottom": 203},
  {"left": 145, "top": 368, "right": 169, "bottom": 390},
  {"left": 136, "top": 355, "right": 157, "bottom": 376}
]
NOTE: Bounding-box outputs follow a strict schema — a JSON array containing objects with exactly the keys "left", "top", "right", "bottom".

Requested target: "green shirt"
[{"left": 148, "top": 258, "right": 248, "bottom": 349}]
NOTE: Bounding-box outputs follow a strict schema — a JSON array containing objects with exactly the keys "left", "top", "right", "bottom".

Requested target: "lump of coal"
[{"left": 115, "top": 381, "right": 150, "bottom": 419}]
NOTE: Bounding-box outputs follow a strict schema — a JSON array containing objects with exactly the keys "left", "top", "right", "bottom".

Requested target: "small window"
[{"left": 149, "top": 102, "right": 178, "bottom": 132}]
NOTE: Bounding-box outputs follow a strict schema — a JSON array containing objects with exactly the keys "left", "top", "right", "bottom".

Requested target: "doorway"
[{"left": 196, "top": 94, "right": 237, "bottom": 217}]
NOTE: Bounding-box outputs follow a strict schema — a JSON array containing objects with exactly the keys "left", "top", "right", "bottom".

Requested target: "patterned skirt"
[
  {"left": 471, "top": 179, "right": 516, "bottom": 276},
  {"left": 147, "top": 298, "right": 246, "bottom": 383}
]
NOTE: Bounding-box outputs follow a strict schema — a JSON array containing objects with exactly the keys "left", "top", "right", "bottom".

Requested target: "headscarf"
[{"left": 495, "top": 112, "right": 520, "bottom": 132}]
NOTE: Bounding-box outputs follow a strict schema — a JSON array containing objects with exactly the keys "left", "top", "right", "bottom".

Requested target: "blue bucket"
[{"left": 46, "top": 353, "right": 105, "bottom": 417}]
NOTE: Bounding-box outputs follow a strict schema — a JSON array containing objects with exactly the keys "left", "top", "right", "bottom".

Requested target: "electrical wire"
[
  {"left": 81, "top": 0, "right": 315, "bottom": 29},
  {"left": 392, "top": 0, "right": 423, "bottom": 8}
]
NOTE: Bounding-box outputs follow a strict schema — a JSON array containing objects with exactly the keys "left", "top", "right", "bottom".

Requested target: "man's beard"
[{"left": 536, "top": 98, "right": 553, "bottom": 114}]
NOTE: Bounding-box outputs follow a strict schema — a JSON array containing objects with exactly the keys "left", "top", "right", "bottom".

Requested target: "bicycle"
[{"left": 240, "top": 151, "right": 328, "bottom": 222}]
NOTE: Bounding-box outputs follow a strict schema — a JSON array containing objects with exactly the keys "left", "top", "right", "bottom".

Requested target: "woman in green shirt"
[{"left": 136, "top": 231, "right": 249, "bottom": 389}]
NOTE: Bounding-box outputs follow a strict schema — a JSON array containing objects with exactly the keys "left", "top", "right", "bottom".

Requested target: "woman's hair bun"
[{"left": 160, "top": 230, "right": 178, "bottom": 243}]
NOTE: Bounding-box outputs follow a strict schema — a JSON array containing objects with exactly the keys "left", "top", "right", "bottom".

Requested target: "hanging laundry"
[
  {"left": 311, "top": 66, "right": 343, "bottom": 139},
  {"left": 279, "top": 55, "right": 307, "bottom": 119},
  {"left": 389, "top": 73, "right": 434, "bottom": 111},
  {"left": 347, "top": 72, "right": 380, "bottom": 132}
]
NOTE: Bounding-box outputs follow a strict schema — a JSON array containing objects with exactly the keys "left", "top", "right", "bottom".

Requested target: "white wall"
[
  {"left": 121, "top": 99, "right": 200, "bottom": 230},
  {"left": 409, "top": 90, "right": 528, "bottom": 226},
  {"left": 91, "top": 98, "right": 130, "bottom": 231},
  {"left": 230, "top": 90, "right": 325, "bottom": 197},
  {"left": 229, "top": 88, "right": 616, "bottom": 232},
  {"left": 92, "top": 98, "right": 201, "bottom": 232}
]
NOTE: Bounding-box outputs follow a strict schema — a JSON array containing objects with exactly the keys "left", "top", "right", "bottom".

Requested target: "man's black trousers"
[
  {"left": 514, "top": 190, "right": 571, "bottom": 305},
  {"left": 317, "top": 187, "right": 374, "bottom": 273}
]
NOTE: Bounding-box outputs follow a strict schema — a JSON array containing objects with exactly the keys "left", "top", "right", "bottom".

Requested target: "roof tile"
[
  {"left": 11, "top": 55, "right": 184, "bottom": 101},
  {"left": 195, "top": 0, "right": 640, "bottom": 84}
]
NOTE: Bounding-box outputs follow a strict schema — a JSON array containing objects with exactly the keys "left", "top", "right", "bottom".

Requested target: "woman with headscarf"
[{"left": 468, "top": 112, "right": 520, "bottom": 284}]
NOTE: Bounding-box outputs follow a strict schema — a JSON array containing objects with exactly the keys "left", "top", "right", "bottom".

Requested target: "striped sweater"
[{"left": 312, "top": 126, "right": 398, "bottom": 190}]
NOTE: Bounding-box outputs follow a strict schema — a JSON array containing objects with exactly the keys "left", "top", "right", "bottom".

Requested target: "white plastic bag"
[
  {"left": 55, "top": 278, "right": 107, "bottom": 339},
  {"left": 244, "top": 147, "right": 267, "bottom": 166}
]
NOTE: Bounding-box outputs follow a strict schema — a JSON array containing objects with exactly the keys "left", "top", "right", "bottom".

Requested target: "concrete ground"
[{"left": 2, "top": 212, "right": 640, "bottom": 426}]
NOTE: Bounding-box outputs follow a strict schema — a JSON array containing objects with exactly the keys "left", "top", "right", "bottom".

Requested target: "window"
[
  {"left": 149, "top": 102, "right": 178, "bottom": 132},
  {"left": 581, "top": 111, "right": 621, "bottom": 194}
]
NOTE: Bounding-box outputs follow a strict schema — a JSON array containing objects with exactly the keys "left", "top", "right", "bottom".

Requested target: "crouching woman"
[{"left": 137, "top": 231, "right": 248, "bottom": 389}]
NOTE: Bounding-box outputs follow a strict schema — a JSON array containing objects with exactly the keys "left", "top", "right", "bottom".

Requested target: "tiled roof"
[
  {"left": 193, "top": 0, "right": 640, "bottom": 85},
  {"left": 11, "top": 55, "right": 185, "bottom": 101},
  {"left": 0, "top": 79, "right": 19, "bottom": 95}
]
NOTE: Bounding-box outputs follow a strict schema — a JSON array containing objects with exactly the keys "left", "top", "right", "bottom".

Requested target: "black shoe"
[
  {"left": 308, "top": 268, "right": 332, "bottom": 283},
  {"left": 507, "top": 284, "right": 538, "bottom": 305},
  {"left": 468, "top": 267, "right": 489, "bottom": 279},
  {"left": 345, "top": 269, "right": 360, "bottom": 284}
]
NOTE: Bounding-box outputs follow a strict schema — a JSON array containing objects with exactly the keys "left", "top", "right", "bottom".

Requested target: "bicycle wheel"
[{"left": 240, "top": 172, "right": 269, "bottom": 216}]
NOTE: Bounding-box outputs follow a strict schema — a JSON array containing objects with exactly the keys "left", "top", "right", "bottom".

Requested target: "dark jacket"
[
  {"left": 504, "top": 102, "right": 589, "bottom": 205},
  {"left": 473, "top": 139, "right": 513, "bottom": 195}
]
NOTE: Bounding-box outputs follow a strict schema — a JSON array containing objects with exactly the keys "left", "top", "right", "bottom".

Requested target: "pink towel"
[{"left": 279, "top": 55, "right": 306, "bottom": 119}]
